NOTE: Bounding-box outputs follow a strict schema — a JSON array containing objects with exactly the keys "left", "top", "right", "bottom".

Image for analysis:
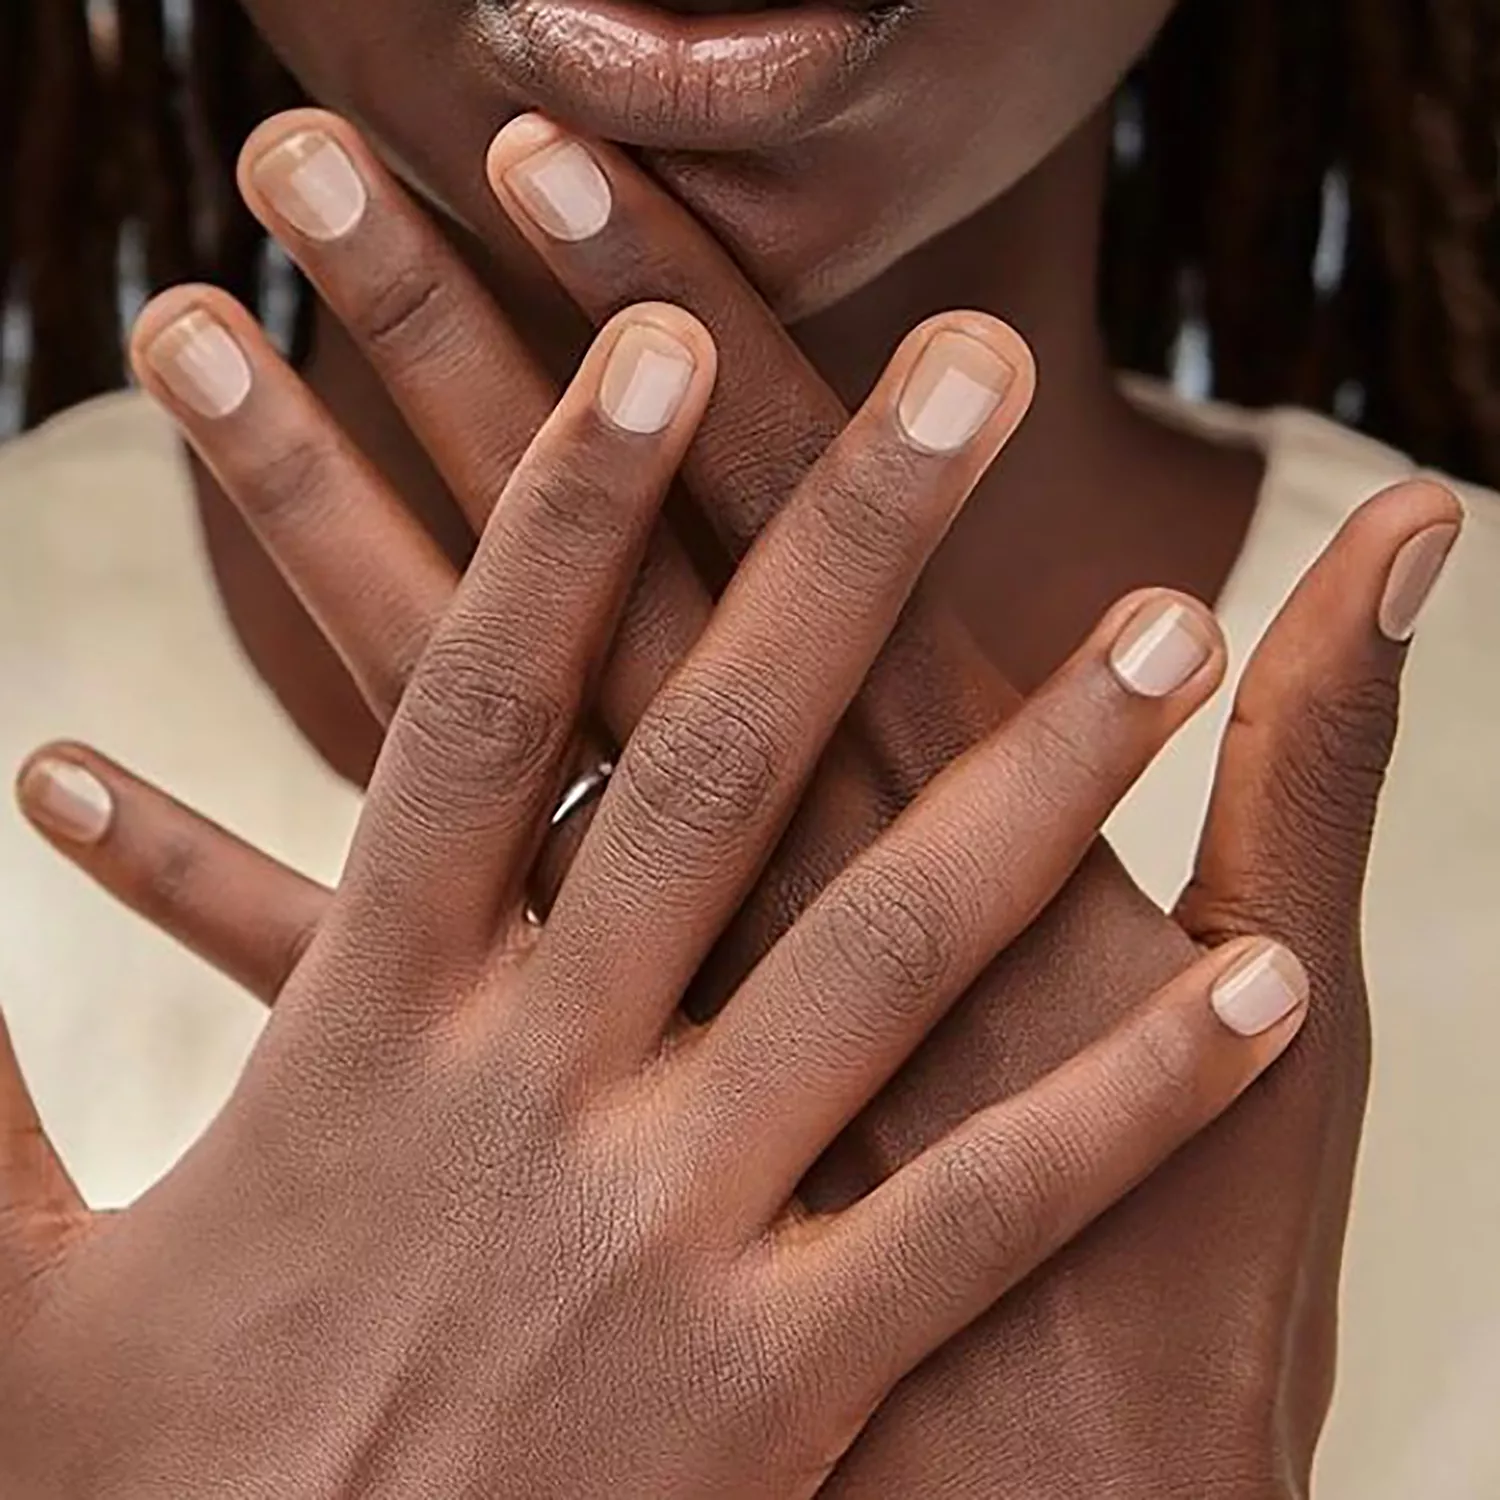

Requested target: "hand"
[
  {"left": 822, "top": 477, "right": 1462, "bottom": 1498},
  {"left": 29, "top": 110, "right": 1462, "bottom": 1492},
  {"left": 3, "top": 283, "right": 1300, "bottom": 1495}
]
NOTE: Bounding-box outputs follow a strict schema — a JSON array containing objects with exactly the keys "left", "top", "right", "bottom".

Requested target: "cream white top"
[{"left": 1, "top": 390, "right": 1496, "bottom": 1498}]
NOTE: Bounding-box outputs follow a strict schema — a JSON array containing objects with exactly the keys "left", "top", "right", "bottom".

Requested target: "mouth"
[{"left": 470, "top": 0, "right": 910, "bottom": 151}]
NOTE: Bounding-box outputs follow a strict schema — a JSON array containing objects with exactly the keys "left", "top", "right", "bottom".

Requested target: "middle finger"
[{"left": 331, "top": 304, "right": 718, "bottom": 987}]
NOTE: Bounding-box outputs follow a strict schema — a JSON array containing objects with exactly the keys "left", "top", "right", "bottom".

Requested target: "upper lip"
[{"left": 470, "top": 0, "right": 901, "bottom": 151}]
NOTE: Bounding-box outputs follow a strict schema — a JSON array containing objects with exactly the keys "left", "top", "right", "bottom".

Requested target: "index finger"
[
  {"left": 486, "top": 113, "right": 1027, "bottom": 747},
  {"left": 238, "top": 108, "right": 558, "bottom": 535},
  {"left": 488, "top": 113, "right": 847, "bottom": 556}
]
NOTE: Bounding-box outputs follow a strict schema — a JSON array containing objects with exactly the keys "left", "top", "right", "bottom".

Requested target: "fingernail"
[
  {"left": 1109, "top": 599, "right": 1215, "bottom": 698},
  {"left": 144, "top": 310, "right": 252, "bottom": 419},
  {"left": 1211, "top": 942, "right": 1310, "bottom": 1037},
  {"left": 249, "top": 129, "right": 368, "bottom": 242},
  {"left": 503, "top": 137, "right": 612, "bottom": 242},
  {"left": 599, "top": 323, "right": 697, "bottom": 434},
  {"left": 19, "top": 758, "right": 114, "bottom": 845},
  {"left": 1379, "top": 523, "right": 1460, "bottom": 642},
  {"left": 897, "top": 331, "right": 1015, "bottom": 454}
]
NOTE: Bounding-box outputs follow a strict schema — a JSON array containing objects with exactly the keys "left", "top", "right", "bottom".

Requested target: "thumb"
[
  {"left": 1174, "top": 477, "right": 1462, "bottom": 1459},
  {"left": 0, "top": 1005, "right": 86, "bottom": 1306},
  {"left": 1177, "top": 478, "right": 1463, "bottom": 991}
]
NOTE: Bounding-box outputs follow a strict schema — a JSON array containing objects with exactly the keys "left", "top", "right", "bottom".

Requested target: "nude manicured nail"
[
  {"left": 20, "top": 759, "right": 114, "bottom": 845},
  {"left": 599, "top": 324, "right": 696, "bottom": 434},
  {"left": 504, "top": 139, "right": 612, "bottom": 242},
  {"left": 145, "top": 311, "right": 252, "bottom": 419},
  {"left": 1379, "top": 523, "right": 1460, "bottom": 642},
  {"left": 1211, "top": 942, "right": 1310, "bottom": 1038},
  {"left": 1109, "top": 600, "right": 1214, "bottom": 698},
  {"left": 250, "top": 130, "right": 368, "bottom": 241},
  {"left": 897, "top": 331, "right": 1015, "bottom": 454}
]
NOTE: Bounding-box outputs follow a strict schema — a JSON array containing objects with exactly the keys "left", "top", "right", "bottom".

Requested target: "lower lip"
[{"left": 471, "top": 0, "right": 894, "bottom": 150}]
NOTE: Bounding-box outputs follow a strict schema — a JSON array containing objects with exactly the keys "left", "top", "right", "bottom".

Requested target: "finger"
[
  {"left": 679, "top": 590, "right": 1226, "bottom": 1220},
  {"left": 131, "top": 285, "right": 457, "bottom": 725},
  {"left": 488, "top": 112, "right": 845, "bottom": 556},
  {"left": 1178, "top": 479, "right": 1465, "bottom": 987},
  {"left": 238, "top": 110, "right": 724, "bottom": 785},
  {"left": 1172, "top": 479, "right": 1462, "bottom": 1421},
  {"left": 0, "top": 1004, "right": 85, "bottom": 1273},
  {"left": 489, "top": 112, "right": 1029, "bottom": 974},
  {"left": 337, "top": 305, "right": 717, "bottom": 982},
  {"left": 237, "top": 109, "right": 558, "bottom": 537},
  {"left": 487, "top": 118, "right": 1016, "bottom": 734},
  {"left": 534, "top": 313, "right": 1034, "bottom": 1066},
  {"left": 793, "top": 938, "right": 1310, "bottom": 1394},
  {"left": 15, "top": 746, "right": 328, "bottom": 1007}
]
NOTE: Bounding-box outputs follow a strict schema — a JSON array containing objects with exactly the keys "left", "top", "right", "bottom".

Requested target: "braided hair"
[
  {"left": 5, "top": 0, "right": 1500, "bottom": 487},
  {"left": 0, "top": 0, "right": 298, "bottom": 427}
]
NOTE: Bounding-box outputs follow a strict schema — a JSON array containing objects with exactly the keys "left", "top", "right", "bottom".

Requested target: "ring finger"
[{"left": 329, "top": 303, "right": 718, "bottom": 991}]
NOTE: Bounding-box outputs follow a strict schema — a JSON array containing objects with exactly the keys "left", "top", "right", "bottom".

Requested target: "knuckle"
[
  {"left": 805, "top": 451, "right": 929, "bottom": 584},
  {"left": 1183, "top": 673, "right": 1402, "bottom": 967},
  {"left": 348, "top": 263, "right": 452, "bottom": 363},
  {"left": 136, "top": 834, "right": 205, "bottom": 921},
  {"left": 1250, "top": 674, "right": 1400, "bottom": 876},
  {"left": 930, "top": 1127, "right": 1057, "bottom": 1282},
  {"left": 510, "top": 452, "right": 636, "bottom": 557},
  {"left": 1125, "top": 1009, "right": 1209, "bottom": 1118},
  {"left": 395, "top": 635, "right": 566, "bottom": 798},
  {"left": 938, "top": 1106, "right": 1102, "bottom": 1279},
  {"left": 1292, "top": 676, "right": 1400, "bottom": 806},
  {"left": 235, "top": 432, "right": 339, "bottom": 526},
  {"left": 614, "top": 679, "right": 780, "bottom": 842},
  {"left": 1018, "top": 693, "right": 1113, "bottom": 793},
  {"left": 801, "top": 853, "right": 964, "bottom": 1016}
]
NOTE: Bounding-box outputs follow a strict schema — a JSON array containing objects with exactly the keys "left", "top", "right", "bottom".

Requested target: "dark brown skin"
[
  {"left": 203, "top": 0, "right": 1263, "bottom": 786},
  {"left": 2, "top": 243, "right": 1320, "bottom": 1495},
  {"left": 17, "top": 103, "right": 1465, "bottom": 1496}
]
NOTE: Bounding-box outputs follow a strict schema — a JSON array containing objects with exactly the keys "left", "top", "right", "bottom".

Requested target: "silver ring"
[{"left": 550, "top": 760, "right": 614, "bottom": 830}]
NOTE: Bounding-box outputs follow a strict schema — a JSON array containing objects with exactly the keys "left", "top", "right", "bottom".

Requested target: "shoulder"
[
  {"left": 1109, "top": 381, "right": 1500, "bottom": 907},
  {"left": 0, "top": 390, "right": 195, "bottom": 570},
  {"left": 1124, "top": 378, "right": 1500, "bottom": 640},
  {"left": 1123, "top": 375, "right": 1500, "bottom": 527}
]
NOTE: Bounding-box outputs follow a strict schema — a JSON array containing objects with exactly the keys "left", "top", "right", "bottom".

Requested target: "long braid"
[
  {"left": 0, "top": 1, "right": 34, "bottom": 318},
  {"left": 1200, "top": 2, "right": 1342, "bottom": 412},
  {"left": 1345, "top": 3, "right": 1457, "bottom": 460},
  {"left": 117, "top": 0, "right": 195, "bottom": 294},
  {"left": 1408, "top": 0, "right": 1500, "bottom": 479},
  {"left": 1111, "top": 0, "right": 1500, "bottom": 486},
  {"left": 189, "top": 0, "right": 278, "bottom": 309},
  {"left": 5, "top": 0, "right": 298, "bottom": 427},
  {"left": 17, "top": 0, "right": 121, "bottom": 423},
  {"left": 1101, "top": 2, "right": 1221, "bottom": 380}
]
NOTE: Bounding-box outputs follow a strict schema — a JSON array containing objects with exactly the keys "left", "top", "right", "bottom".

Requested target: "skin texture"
[
  {"left": 238, "top": 0, "right": 1178, "bottom": 319},
  {"left": 19, "top": 108, "right": 1466, "bottom": 1496},
  {"left": 0, "top": 277, "right": 1314, "bottom": 1498}
]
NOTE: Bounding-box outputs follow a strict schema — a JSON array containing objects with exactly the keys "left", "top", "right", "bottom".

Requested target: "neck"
[
  {"left": 796, "top": 112, "right": 1262, "bottom": 686},
  {"left": 800, "top": 112, "right": 1122, "bottom": 427}
]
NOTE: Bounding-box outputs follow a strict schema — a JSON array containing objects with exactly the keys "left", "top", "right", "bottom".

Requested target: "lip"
[{"left": 469, "top": 0, "right": 901, "bottom": 150}]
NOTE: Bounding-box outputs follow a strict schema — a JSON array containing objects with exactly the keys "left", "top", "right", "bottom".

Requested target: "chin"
[{"left": 639, "top": 153, "right": 931, "bottom": 323}]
